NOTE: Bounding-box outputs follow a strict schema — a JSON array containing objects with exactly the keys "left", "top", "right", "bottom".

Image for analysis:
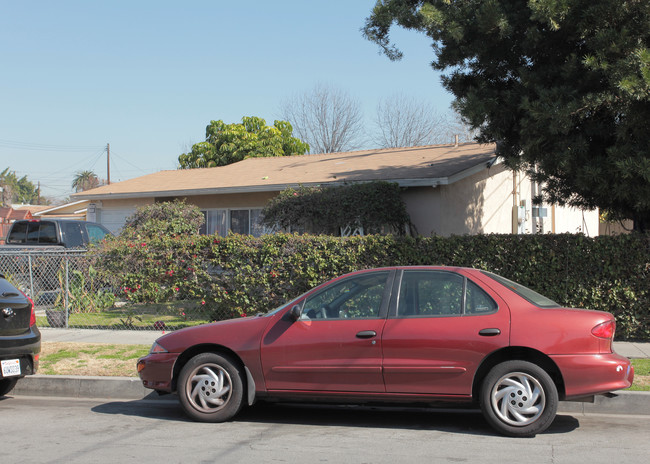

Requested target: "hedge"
[{"left": 94, "top": 233, "right": 650, "bottom": 341}]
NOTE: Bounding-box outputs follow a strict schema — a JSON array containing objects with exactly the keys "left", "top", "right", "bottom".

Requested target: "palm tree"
[{"left": 72, "top": 170, "right": 100, "bottom": 192}]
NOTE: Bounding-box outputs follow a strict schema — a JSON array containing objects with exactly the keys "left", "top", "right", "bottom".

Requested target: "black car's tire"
[
  {"left": 0, "top": 378, "right": 18, "bottom": 397},
  {"left": 480, "top": 360, "right": 558, "bottom": 437},
  {"left": 178, "top": 352, "right": 244, "bottom": 422}
]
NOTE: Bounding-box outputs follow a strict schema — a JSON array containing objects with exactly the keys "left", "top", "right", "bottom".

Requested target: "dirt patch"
[{"left": 39, "top": 342, "right": 150, "bottom": 377}]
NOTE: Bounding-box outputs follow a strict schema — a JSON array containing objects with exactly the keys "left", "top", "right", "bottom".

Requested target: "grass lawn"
[
  {"left": 629, "top": 358, "right": 650, "bottom": 391},
  {"left": 39, "top": 342, "right": 149, "bottom": 377}
]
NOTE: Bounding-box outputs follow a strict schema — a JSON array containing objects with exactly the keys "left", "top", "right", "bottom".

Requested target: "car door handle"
[
  {"left": 356, "top": 330, "right": 377, "bottom": 339},
  {"left": 478, "top": 328, "right": 501, "bottom": 336}
]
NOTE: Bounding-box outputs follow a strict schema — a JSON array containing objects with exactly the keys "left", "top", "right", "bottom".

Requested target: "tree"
[
  {"left": 178, "top": 116, "right": 309, "bottom": 169},
  {"left": 72, "top": 170, "right": 100, "bottom": 192},
  {"left": 0, "top": 168, "right": 38, "bottom": 204},
  {"left": 280, "top": 83, "right": 365, "bottom": 153},
  {"left": 373, "top": 93, "right": 449, "bottom": 147},
  {"left": 363, "top": 0, "right": 650, "bottom": 231}
]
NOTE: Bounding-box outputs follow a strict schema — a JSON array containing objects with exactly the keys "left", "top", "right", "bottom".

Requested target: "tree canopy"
[
  {"left": 364, "top": 0, "right": 650, "bottom": 230},
  {"left": 72, "top": 170, "right": 100, "bottom": 192},
  {"left": 178, "top": 116, "right": 309, "bottom": 169},
  {"left": 0, "top": 168, "right": 39, "bottom": 205}
]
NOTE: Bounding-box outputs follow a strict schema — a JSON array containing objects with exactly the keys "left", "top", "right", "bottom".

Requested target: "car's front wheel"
[
  {"left": 0, "top": 378, "right": 18, "bottom": 397},
  {"left": 178, "top": 352, "right": 244, "bottom": 422},
  {"left": 480, "top": 360, "right": 558, "bottom": 437}
]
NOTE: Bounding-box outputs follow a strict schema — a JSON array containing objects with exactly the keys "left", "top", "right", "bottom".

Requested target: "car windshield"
[{"left": 481, "top": 271, "right": 560, "bottom": 308}]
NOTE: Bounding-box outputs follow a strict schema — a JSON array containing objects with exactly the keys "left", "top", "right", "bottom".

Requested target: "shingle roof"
[{"left": 73, "top": 142, "right": 496, "bottom": 200}]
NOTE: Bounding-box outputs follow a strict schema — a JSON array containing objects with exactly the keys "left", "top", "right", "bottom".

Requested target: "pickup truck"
[{"left": 3, "top": 219, "right": 111, "bottom": 249}]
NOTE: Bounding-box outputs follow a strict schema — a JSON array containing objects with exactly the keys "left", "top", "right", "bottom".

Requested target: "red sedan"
[{"left": 137, "top": 267, "right": 633, "bottom": 436}]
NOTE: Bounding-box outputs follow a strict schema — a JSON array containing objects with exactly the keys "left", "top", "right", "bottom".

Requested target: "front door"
[{"left": 260, "top": 270, "right": 392, "bottom": 392}]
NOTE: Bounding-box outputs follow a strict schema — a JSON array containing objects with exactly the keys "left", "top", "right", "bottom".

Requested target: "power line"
[{"left": 0, "top": 138, "right": 102, "bottom": 152}]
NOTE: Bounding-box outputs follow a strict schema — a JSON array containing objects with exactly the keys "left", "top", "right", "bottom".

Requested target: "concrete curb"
[
  {"left": 12, "top": 375, "right": 151, "bottom": 400},
  {"left": 11, "top": 375, "right": 650, "bottom": 416}
]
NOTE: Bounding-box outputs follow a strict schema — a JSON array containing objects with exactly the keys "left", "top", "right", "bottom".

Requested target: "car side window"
[
  {"left": 37, "top": 222, "right": 58, "bottom": 244},
  {"left": 86, "top": 224, "right": 109, "bottom": 244},
  {"left": 465, "top": 279, "right": 498, "bottom": 314},
  {"left": 62, "top": 222, "right": 84, "bottom": 248},
  {"left": 301, "top": 272, "right": 389, "bottom": 320},
  {"left": 7, "top": 222, "right": 28, "bottom": 243},
  {"left": 397, "top": 270, "right": 497, "bottom": 317}
]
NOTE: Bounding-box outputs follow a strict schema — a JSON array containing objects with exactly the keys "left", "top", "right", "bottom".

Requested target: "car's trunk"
[{"left": 0, "top": 280, "right": 32, "bottom": 337}]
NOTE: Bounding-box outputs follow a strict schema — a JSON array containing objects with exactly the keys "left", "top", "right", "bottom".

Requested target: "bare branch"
[{"left": 280, "top": 83, "right": 365, "bottom": 153}]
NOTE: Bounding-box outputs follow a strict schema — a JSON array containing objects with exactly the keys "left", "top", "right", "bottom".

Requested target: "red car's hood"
[{"left": 154, "top": 315, "right": 273, "bottom": 353}]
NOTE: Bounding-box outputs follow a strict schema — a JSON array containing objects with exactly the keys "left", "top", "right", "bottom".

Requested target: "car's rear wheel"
[
  {"left": 480, "top": 360, "right": 558, "bottom": 437},
  {"left": 0, "top": 378, "right": 18, "bottom": 397},
  {"left": 178, "top": 353, "right": 244, "bottom": 422}
]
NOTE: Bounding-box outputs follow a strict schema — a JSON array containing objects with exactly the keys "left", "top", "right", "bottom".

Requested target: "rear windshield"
[
  {"left": 7, "top": 221, "right": 58, "bottom": 244},
  {"left": 481, "top": 271, "right": 560, "bottom": 308}
]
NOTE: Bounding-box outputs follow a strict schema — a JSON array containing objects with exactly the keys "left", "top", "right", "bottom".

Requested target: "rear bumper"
[
  {"left": 551, "top": 352, "right": 634, "bottom": 399},
  {"left": 0, "top": 326, "right": 41, "bottom": 377},
  {"left": 137, "top": 352, "right": 179, "bottom": 393}
]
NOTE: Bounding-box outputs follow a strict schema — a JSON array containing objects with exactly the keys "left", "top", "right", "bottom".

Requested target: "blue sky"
[{"left": 0, "top": 0, "right": 453, "bottom": 202}]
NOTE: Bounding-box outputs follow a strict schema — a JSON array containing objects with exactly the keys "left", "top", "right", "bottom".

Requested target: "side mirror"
[{"left": 289, "top": 305, "right": 302, "bottom": 322}]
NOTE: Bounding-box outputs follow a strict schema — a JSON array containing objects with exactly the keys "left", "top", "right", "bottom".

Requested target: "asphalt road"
[{"left": 3, "top": 395, "right": 649, "bottom": 464}]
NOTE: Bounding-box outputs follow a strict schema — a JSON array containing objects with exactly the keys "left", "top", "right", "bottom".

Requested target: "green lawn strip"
[
  {"left": 39, "top": 343, "right": 150, "bottom": 376},
  {"left": 629, "top": 358, "right": 650, "bottom": 391}
]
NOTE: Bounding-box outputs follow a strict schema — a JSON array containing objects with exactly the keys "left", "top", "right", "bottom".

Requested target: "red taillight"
[
  {"left": 18, "top": 289, "right": 37, "bottom": 327},
  {"left": 592, "top": 320, "right": 615, "bottom": 339}
]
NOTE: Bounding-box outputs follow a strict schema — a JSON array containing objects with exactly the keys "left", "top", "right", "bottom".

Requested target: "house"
[
  {"left": 71, "top": 143, "right": 599, "bottom": 237},
  {"left": 0, "top": 206, "right": 34, "bottom": 244},
  {"left": 31, "top": 200, "right": 90, "bottom": 221}
]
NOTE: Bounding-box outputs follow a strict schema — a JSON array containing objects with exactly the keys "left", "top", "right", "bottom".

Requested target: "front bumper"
[
  {"left": 137, "top": 352, "right": 180, "bottom": 393},
  {"left": 551, "top": 352, "right": 634, "bottom": 399}
]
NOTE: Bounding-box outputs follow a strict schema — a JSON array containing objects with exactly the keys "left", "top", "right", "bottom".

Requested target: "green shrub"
[{"left": 92, "top": 233, "right": 649, "bottom": 340}]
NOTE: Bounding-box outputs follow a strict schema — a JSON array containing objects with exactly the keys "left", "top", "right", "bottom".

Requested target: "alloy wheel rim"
[
  {"left": 186, "top": 363, "right": 233, "bottom": 413},
  {"left": 490, "top": 371, "right": 545, "bottom": 426}
]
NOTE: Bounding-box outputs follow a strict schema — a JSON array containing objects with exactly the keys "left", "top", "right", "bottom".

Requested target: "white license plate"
[{"left": 1, "top": 359, "right": 21, "bottom": 377}]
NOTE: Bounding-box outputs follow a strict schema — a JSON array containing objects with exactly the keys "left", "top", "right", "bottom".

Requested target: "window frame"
[
  {"left": 199, "top": 208, "right": 266, "bottom": 237},
  {"left": 389, "top": 269, "right": 498, "bottom": 319},
  {"left": 299, "top": 270, "right": 395, "bottom": 321}
]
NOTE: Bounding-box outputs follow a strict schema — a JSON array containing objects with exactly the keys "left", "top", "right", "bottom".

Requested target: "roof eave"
[{"left": 71, "top": 157, "right": 499, "bottom": 200}]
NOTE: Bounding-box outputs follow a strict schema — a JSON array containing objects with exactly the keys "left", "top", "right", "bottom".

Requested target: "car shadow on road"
[{"left": 90, "top": 396, "right": 580, "bottom": 437}]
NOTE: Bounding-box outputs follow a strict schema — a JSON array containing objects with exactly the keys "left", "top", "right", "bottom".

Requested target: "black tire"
[
  {"left": 480, "top": 360, "right": 558, "bottom": 437},
  {"left": 0, "top": 378, "right": 18, "bottom": 397},
  {"left": 177, "top": 352, "right": 244, "bottom": 422}
]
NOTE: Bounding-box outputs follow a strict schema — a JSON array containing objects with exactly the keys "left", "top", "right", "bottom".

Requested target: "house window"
[{"left": 200, "top": 208, "right": 264, "bottom": 237}]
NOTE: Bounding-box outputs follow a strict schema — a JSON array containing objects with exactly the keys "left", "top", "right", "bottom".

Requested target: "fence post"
[
  {"left": 27, "top": 252, "right": 34, "bottom": 301},
  {"left": 64, "top": 252, "right": 70, "bottom": 329}
]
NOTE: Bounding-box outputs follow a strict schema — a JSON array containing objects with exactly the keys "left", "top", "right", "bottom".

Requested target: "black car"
[
  {"left": 4, "top": 219, "right": 111, "bottom": 249},
  {"left": 0, "top": 275, "right": 40, "bottom": 396}
]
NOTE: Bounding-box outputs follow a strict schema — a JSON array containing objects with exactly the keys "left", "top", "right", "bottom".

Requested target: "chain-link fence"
[{"left": 0, "top": 249, "right": 212, "bottom": 331}]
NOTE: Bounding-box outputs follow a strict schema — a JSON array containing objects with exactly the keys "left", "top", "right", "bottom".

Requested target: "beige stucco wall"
[
  {"left": 403, "top": 163, "right": 514, "bottom": 236},
  {"left": 402, "top": 164, "right": 599, "bottom": 237}
]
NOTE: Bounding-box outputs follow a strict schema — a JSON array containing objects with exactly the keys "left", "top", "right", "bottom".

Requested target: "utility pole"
[
  {"left": 106, "top": 143, "right": 111, "bottom": 185},
  {"left": 37, "top": 181, "right": 41, "bottom": 205}
]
